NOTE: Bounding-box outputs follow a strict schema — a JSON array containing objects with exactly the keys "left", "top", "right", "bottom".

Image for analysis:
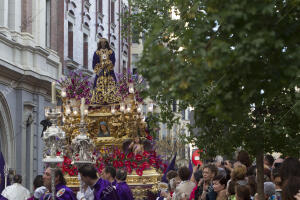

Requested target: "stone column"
[
  {"left": 8, "top": 0, "right": 21, "bottom": 32},
  {"left": 32, "top": 0, "right": 46, "bottom": 46},
  {"left": 22, "top": 103, "right": 36, "bottom": 190},
  {"left": 0, "top": 0, "right": 8, "bottom": 27}
]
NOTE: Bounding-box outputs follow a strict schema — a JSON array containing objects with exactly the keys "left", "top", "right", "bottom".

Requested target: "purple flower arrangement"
[
  {"left": 116, "top": 70, "right": 145, "bottom": 103},
  {"left": 58, "top": 70, "right": 92, "bottom": 104}
]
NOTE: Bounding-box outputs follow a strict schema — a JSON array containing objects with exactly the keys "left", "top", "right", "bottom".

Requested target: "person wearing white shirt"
[
  {"left": 1, "top": 174, "right": 30, "bottom": 200},
  {"left": 77, "top": 174, "right": 94, "bottom": 200}
]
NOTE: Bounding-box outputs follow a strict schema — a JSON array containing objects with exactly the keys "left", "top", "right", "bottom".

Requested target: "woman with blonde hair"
[{"left": 231, "top": 165, "right": 247, "bottom": 185}]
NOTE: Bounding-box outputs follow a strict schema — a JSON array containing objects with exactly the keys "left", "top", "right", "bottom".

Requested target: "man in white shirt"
[
  {"left": 77, "top": 174, "right": 94, "bottom": 200},
  {"left": 173, "top": 167, "right": 195, "bottom": 200},
  {"left": 1, "top": 174, "right": 30, "bottom": 200}
]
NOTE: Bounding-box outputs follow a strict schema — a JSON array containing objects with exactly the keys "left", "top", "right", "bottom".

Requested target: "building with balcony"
[
  {"left": 0, "top": 0, "right": 61, "bottom": 191},
  {"left": 0, "top": 0, "right": 129, "bottom": 191}
]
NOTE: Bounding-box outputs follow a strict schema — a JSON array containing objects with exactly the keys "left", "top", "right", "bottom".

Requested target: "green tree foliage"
[
  {"left": 126, "top": 0, "right": 300, "bottom": 156},
  {"left": 125, "top": 1, "right": 300, "bottom": 197}
]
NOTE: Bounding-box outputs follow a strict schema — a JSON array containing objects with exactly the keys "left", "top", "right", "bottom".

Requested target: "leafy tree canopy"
[{"left": 124, "top": 0, "right": 300, "bottom": 158}]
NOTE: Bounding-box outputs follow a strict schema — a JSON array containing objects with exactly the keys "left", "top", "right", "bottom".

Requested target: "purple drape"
[
  {"left": 0, "top": 152, "right": 6, "bottom": 194},
  {"left": 161, "top": 153, "right": 177, "bottom": 183}
]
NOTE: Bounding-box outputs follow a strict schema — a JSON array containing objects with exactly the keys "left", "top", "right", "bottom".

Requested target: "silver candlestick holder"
[
  {"left": 71, "top": 119, "right": 95, "bottom": 193},
  {"left": 43, "top": 105, "right": 66, "bottom": 200}
]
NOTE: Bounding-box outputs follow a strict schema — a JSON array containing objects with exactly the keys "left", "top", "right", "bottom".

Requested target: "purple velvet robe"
[
  {"left": 0, "top": 194, "right": 7, "bottom": 200},
  {"left": 93, "top": 178, "right": 119, "bottom": 200},
  {"left": 116, "top": 182, "right": 134, "bottom": 200},
  {"left": 112, "top": 180, "right": 117, "bottom": 186},
  {"left": 40, "top": 184, "right": 76, "bottom": 200},
  {"left": 92, "top": 49, "right": 117, "bottom": 88}
]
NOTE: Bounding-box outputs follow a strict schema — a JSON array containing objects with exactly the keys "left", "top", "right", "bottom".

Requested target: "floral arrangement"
[
  {"left": 58, "top": 156, "right": 78, "bottom": 176},
  {"left": 95, "top": 148, "right": 167, "bottom": 176},
  {"left": 116, "top": 70, "right": 145, "bottom": 103},
  {"left": 58, "top": 70, "right": 92, "bottom": 104},
  {"left": 57, "top": 147, "right": 167, "bottom": 177}
]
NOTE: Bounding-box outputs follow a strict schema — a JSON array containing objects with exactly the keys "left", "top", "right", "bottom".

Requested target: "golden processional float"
[{"left": 42, "top": 39, "right": 167, "bottom": 199}]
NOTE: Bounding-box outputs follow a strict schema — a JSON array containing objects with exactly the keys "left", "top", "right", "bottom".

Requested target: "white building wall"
[
  {"left": 0, "top": 0, "right": 62, "bottom": 192},
  {"left": 64, "top": 0, "right": 128, "bottom": 74}
]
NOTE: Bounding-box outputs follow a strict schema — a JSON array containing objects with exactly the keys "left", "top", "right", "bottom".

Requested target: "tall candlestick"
[
  {"left": 51, "top": 82, "right": 56, "bottom": 104},
  {"left": 80, "top": 98, "right": 85, "bottom": 121}
]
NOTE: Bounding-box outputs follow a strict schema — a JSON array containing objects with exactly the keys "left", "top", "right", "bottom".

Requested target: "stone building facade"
[
  {"left": 0, "top": 0, "right": 129, "bottom": 191},
  {"left": 61, "top": 0, "right": 130, "bottom": 76}
]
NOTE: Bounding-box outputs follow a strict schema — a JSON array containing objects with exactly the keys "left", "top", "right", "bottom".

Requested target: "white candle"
[
  {"left": 80, "top": 98, "right": 85, "bottom": 119},
  {"left": 129, "top": 83, "right": 134, "bottom": 94},
  {"left": 51, "top": 82, "right": 56, "bottom": 104},
  {"left": 111, "top": 105, "right": 116, "bottom": 114},
  {"left": 61, "top": 88, "right": 67, "bottom": 98},
  {"left": 148, "top": 103, "right": 153, "bottom": 112},
  {"left": 120, "top": 102, "right": 125, "bottom": 112},
  {"left": 65, "top": 105, "right": 71, "bottom": 115}
]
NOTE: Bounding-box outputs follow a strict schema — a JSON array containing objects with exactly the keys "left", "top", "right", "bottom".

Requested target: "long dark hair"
[
  {"left": 33, "top": 175, "right": 43, "bottom": 189},
  {"left": 280, "top": 157, "right": 300, "bottom": 184},
  {"left": 237, "top": 150, "right": 251, "bottom": 168},
  {"left": 213, "top": 174, "right": 227, "bottom": 187},
  {"left": 97, "top": 40, "right": 110, "bottom": 50},
  {"left": 282, "top": 176, "right": 300, "bottom": 200}
]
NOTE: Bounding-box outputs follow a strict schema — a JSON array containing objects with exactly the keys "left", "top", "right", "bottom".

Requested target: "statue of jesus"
[{"left": 91, "top": 38, "right": 121, "bottom": 104}]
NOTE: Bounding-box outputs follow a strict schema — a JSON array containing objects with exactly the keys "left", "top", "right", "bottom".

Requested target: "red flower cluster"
[
  {"left": 58, "top": 148, "right": 167, "bottom": 177},
  {"left": 95, "top": 148, "right": 167, "bottom": 176},
  {"left": 57, "top": 156, "right": 78, "bottom": 176}
]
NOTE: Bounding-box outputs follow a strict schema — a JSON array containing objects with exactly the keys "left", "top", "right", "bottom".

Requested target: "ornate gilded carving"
[{"left": 91, "top": 48, "right": 121, "bottom": 104}]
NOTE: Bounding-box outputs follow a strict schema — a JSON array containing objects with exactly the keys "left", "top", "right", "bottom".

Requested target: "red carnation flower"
[
  {"left": 126, "top": 166, "right": 132, "bottom": 174},
  {"left": 115, "top": 149, "right": 121, "bottom": 156},
  {"left": 142, "top": 151, "right": 150, "bottom": 157},
  {"left": 113, "top": 160, "right": 118, "bottom": 168},
  {"left": 98, "top": 157, "right": 103, "bottom": 162},
  {"left": 125, "top": 161, "right": 131, "bottom": 167},
  {"left": 69, "top": 170, "right": 75, "bottom": 176},
  {"left": 56, "top": 152, "right": 61, "bottom": 156},
  {"left": 136, "top": 168, "right": 143, "bottom": 176},
  {"left": 131, "top": 161, "right": 138, "bottom": 169},
  {"left": 127, "top": 152, "right": 134, "bottom": 159},
  {"left": 118, "top": 161, "right": 124, "bottom": 167},
  {"left": 141, "top": 161, "right": 150, "bottom": 170},
  {"left": 120, "top": 153, "right": 125, "bottom": 160},
  {"left": 149, "top": 158, "right": 156, "bottom": 165},
  {"left": 135, "top": 154, "right": 143, "bottom": 161},
  {"left": 99, "top": 163, "right": 104, "bottom": 170},
  {"left": 146, "top": 134, "right": 153, "bottom": 141}
]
